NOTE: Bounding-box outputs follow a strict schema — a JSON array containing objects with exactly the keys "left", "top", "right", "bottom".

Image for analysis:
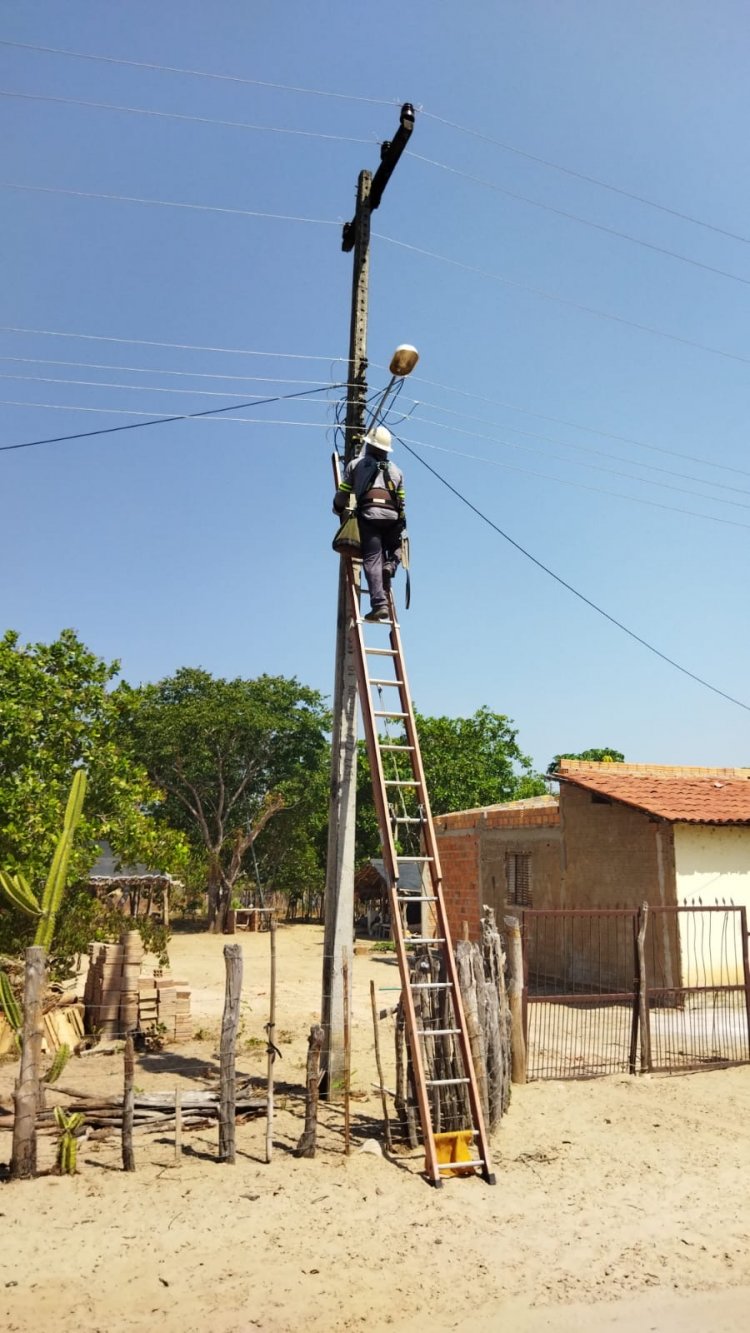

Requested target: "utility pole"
[{"left": 321, "top": 104, "right": 415, "bottom": 1096}]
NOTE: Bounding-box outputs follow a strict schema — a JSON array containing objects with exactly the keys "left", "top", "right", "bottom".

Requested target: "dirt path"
[{"left": 2, "top": 923, "right": 749, "bottom": 1331}]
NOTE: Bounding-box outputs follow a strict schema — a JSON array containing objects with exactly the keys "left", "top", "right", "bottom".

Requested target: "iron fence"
[{"left": 520, "top": 905, "right": 750, "bottom": 1080}]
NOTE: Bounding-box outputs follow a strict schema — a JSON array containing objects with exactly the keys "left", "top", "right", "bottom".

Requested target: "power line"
[
  {"left": 0, "top": 39, "right": 398, "bottom": 106},
  {"left": 399, "top": 432, "right": 750, "bottom": 532},
  {"left": 0, "top": 325, "right": 347, "bottom": 362},
  {"left": 0, "top": 355, "right": 333, "bottom": 386},
  {"left": 407, "top": 151, "right": 750, "bottom": 289},
  {"left": 4, "top": 39, "right": 744, "bottom": 247},
  {"left": 375, "top": 232, "right": 750, "bottom": 371},
  {"left": 419, "top": 110, "right": 750, "bottom": 248},
  {"left": 405, "top": 399, "right": 750, "bottom": 498},
  {"left": 396, "top": 433, "right": 750, "bottom": 713},
  {"left": 2, "top": 181, "right": 339, "bottom": 227},
  {"left": 0, "top": 89, "right": 373, "bottom": 143},
  {"left": 0, "top": 382, "right": 345, "bottom": 452},
  {"left": 0, "top": 371, "right": 361, "bottom": 403},
  {"left": 405, "top": 410, "right": 750, "bottom": 509},
  {"left": 4, "top": 351, "right": 745, "bottom": 488},
  {"left": 387, "top": 367, "right": 750, "bottom": 483}
]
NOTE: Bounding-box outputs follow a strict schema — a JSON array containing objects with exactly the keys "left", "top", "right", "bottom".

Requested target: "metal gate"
[{"left": 521, "top": 905, "right": 750, "bottom": 1080}]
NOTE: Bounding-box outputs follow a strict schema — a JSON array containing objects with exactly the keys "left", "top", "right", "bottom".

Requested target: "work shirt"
[{"left": 335, "top": 450, "right": 406, "bottom": 523}]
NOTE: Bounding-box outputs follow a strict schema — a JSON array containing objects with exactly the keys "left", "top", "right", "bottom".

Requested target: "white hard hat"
[{"left": 365, "top": 425, "right": 393, "bottom": 453}]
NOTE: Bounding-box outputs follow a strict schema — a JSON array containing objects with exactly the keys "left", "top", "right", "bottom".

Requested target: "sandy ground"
[{"left": 2, "top": 923, "right": 750, "bottom": 1332}]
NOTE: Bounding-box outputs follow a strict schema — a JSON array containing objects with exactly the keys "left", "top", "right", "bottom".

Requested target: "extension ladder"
[{"left": 344, "top": 560, "right": 495, "bottom": 1186}]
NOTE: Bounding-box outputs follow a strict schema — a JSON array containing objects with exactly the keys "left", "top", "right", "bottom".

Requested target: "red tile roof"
[{"left": 557, "top": 761, "right": 750, "bottom": 824}]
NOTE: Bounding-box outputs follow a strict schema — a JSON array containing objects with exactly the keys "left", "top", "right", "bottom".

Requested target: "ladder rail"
[
  {"left": 344, "top": 561, "right": 494, "bottom": 1186},
  {"left": 344, "top": 565, "right": 441, "bottom": 1186},
  {"left": 386, "top": 589, "right": 494, "bottom": 1182}
]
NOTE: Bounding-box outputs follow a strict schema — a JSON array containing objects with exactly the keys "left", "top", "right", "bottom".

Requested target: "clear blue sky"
[{"left": 3, "top": 1, "right": 750, "bottom": 774}]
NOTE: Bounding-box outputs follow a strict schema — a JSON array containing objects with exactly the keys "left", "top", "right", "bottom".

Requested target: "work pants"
[{"left": 359, "top": 516, "right": 402, "bottom": 609}]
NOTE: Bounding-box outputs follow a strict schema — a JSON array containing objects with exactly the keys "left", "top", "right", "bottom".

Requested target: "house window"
[{"left": 507, "top": 852, "right": 532, "bottom": 907}]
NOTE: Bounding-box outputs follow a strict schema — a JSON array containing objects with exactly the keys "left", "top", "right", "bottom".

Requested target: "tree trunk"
[
  {"left": 11, "top": 946, "right": 46, "bottom": 1180},
  {"left": 207, "top": 861, "right": 222, "bottom": 932}
]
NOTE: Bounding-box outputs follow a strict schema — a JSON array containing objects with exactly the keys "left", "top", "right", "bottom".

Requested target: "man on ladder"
[{"left": 333, "top": 425, "right": 406, "bottom": 622}]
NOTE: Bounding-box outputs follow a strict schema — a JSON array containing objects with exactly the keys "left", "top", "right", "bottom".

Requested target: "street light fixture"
[{"left": 364, "top": 343, "right": 420, "bottom": 443}]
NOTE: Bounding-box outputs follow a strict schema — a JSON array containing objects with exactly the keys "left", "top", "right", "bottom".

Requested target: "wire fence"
[{"left": 520, "top": 905, "right": 750, "bottom": 1080}]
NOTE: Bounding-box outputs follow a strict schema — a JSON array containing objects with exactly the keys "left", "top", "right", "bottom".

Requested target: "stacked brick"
[{"left": 83, "top": 929, "right": 192, "bottom": 1042}]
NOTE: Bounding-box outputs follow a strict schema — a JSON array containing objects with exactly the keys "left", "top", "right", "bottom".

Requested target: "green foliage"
[
  {"left": 547, "top": 747, "right": 625, "bottom": 774},
  {"left": 0, "top": 630, "right": 187, "bottom": 964},
  {"left": 356, "top": 706, "right": 545, "bottom": 860},
  {"left": 54, "top": 1105, "right": 84, "bottom": 1174},
  {"left": 49, "top": 884, "right": 170, "bottom": 977},
  {"left": 118, "top": 668, "right": 330, "bottom": 923}
]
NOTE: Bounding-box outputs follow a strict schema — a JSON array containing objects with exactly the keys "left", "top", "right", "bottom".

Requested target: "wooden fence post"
[
  {"left": 122, "top": 1033, "right": 136, "bottom": 1171},
  {"left": 219, "top": 943, "right": 243, "bottom": 1164},
  {"left": 504, "top": 916, "right": 527, "bottom": 1085},
  {"left": 265, "top": 917, "right": 277, "bottom": 1165},
  {"left": 294, "top": 1024, "right": 324, "bottom": 1158},
  {"left": 11, "top": 945, "right": 46, "bottom": 1180},
  {"left": 637, "top": 902, "right": 652, "bottom": 1073}
]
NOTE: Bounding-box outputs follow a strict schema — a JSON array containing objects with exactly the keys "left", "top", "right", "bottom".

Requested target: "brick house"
[{"left": 435, "top": 762, "right": 750, "bottom": 956}]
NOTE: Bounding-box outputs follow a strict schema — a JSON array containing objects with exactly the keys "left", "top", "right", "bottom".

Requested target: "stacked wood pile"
[
  {"left": 1, "top": 1087, "right": 266, "bottom": 1138},
  {"left": 83, "top": 931, "right": 193, "bottom": 1042}
]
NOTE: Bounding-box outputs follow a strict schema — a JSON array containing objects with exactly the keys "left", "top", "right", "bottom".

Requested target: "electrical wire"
[
  {"left": 2, "top": 181, "right": 339, "bottom": 227},
  {"left": 398, "top": 431, "right": 750, "bottom": 531},
  {"left": 419, "top": 110, "right": 750, "bottom": 248},
  {"left": 375, "top": 365, "right": 750, "bottom": 483},
  {"left": 4, "top": 39, "right": 745, "bottom": 246},
  {"left": 375, "top": 232, "right": 750, "bottom": 371},
  {"left": 404, "top": 411, "right": 750, "bottom": 510},
  {"left": 0, "top": 39, "right": 399, "bottom": 107},
  {"left": 0, "top": 325, "right": 348, "bottom": 362},
  {"left": 407, "top": 151, "right": 750, "bottom": 289},
  {"left": 0, "top": 382, "right": 345, "bottom": 452},
  {"left": 0, "top": 355, "right": 335, "bottom": 387},
  {"left": 395, "top": 432, "right": 750, "bottom": 713},
  {"left": 0, "top": 89, "right": 374, "bottom": 142},
  {"left": 0, "top": 372, "right": 366, "bottom": 407},
  {"left": 5, "top": 350, "right": 747, "bottom": 489}
]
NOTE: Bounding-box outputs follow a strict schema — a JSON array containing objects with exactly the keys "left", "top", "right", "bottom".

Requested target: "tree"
[
  {"left": 0, "top": 630, "right": 187, "bottom": 963},
  {"left": 356, "top": 706, "right": 546, "bottom": 861},
  {"left": 547, "top": 747, "right": 625, "bottom": 774},
  {"left": 119, "top": 668, "right": 330, "bottom": 931}
]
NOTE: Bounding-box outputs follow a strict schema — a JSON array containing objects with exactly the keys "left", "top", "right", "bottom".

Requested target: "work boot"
[{"left": 364, "top": 604, "right": 389, "bottom": 622}]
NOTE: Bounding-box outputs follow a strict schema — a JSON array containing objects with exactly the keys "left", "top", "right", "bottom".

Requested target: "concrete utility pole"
[{"left": 321, "top": 104, "right": 415, "bottom": 1096}]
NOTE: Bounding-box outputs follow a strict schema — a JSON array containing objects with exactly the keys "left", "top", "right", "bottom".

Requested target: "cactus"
[
  {"left": 0, "top": 969, "right": 22, "bottom": 1033},
  {"left": 35, "top": 769, "right": 87, "bottom": 952},
  {"left": 44, "top": 1043, "right": 71, "bottom": 1085},
  {"left": 54, "top": 1105, "right": 84, "bottom": 1174}
]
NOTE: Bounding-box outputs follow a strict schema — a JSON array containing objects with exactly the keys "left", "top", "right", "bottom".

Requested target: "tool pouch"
[{"left": 332, "top": 512, "right": 361, "bottom": 557}]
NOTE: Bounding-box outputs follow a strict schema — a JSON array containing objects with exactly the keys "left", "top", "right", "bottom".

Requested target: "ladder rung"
[
  {"left": 393, "top": 816, "right": 422, "bottom": 824},
  {"left": 410, "top": 982, "right": 452, "bottom": 990},
  {"left": 426, "top": 1078, "right": 470, "bottom": 1086},
  {"left": 437, "top": 1159, "right": 485, "bottom": 1172},
  {"left": 396, "top": 895, "right": 437, "bottom": 903},
  {"left": 385, "top": 779, "right": 420, "bottom": 787},
  {"left": 374, "top": 710, "right": 408, "bottom": 719},
  {"left": 417, "top": 1027, "right": 460, "bottom": 1036},
  {"left": 398, "top": 856, "right": 433, "bottom": 863},
  {"left": 378, "top": 744, "right": 414, "bottom": 752},
  {"left": 364, "top": 647, "right": 397, "bottom": 656},
  {"left": 406, "top": 937, "right": 446, "bottom": 945},
  {"left": 368, "top": 677, "right": 403, "bottom": 687}
]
